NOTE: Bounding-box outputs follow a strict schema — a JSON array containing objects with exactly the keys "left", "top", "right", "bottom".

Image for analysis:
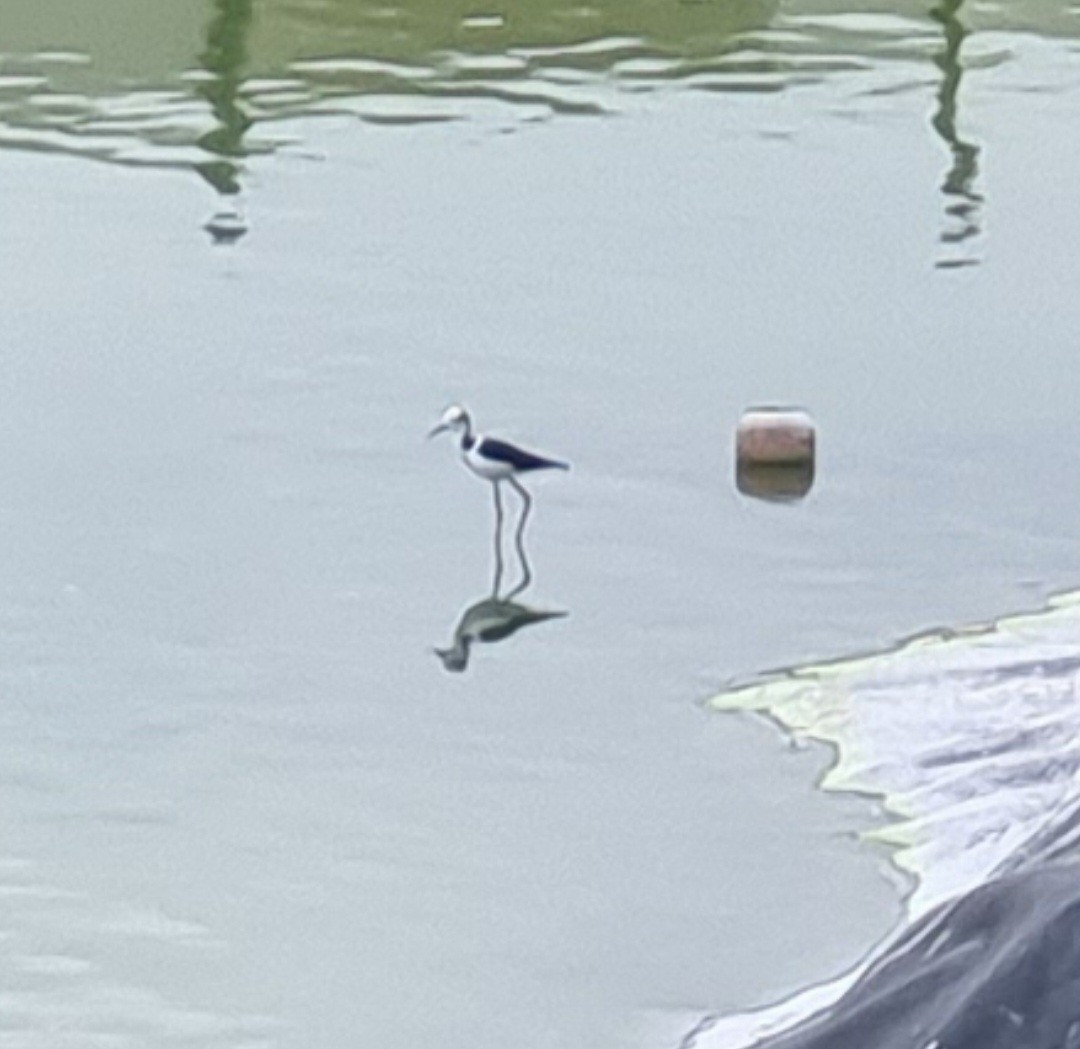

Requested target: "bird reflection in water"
[
  {"left": 435, "top": 464, "right": 567, "bottom": 674},
  {"left": 435, "top": 599, "right": 567, "bottom": 673}
]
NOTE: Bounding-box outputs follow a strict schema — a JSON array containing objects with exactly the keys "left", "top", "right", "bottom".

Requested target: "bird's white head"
[{"left": 428, "top": 404, "right": 472, "bottom": 439}]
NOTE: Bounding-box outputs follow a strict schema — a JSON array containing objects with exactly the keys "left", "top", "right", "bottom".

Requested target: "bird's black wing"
[{"left": 478, "top": 437, "right": 569, "bottom": 472}]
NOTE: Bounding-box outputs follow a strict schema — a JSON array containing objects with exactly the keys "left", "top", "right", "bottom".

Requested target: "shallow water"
[{"left": 3, "top": 1, "right": 1080, "bottom": 1047}]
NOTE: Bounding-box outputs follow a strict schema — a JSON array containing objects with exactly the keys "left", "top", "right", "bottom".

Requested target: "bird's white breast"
[{"left": 462, "top": 443, "right": 514, "bottom": 481}]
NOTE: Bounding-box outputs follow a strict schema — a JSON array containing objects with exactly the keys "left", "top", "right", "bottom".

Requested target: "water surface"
[{"left": 3, "top": 1, "right": 1080, "bottom": 1047}]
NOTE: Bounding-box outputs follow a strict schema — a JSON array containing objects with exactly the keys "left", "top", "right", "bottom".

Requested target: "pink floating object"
[{"left": 736, "top": 407, "right": 815, "bottom": 501}]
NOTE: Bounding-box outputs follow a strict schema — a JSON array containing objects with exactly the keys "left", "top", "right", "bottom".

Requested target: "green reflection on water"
[
  {"left": 196, "top": 0, "right": 253, "bottom": 196},
  {"left": 254, "top": 0, "right": 770, "bottom": 61},
  {"left": 1, "top": 0, "right": 1077, "bottom": 252},
  {"left": 930, "top": 0, "right": 982, "bottom": 269},
  {"left": 0, "top": 0, "right": 778, "bottom": 197}
]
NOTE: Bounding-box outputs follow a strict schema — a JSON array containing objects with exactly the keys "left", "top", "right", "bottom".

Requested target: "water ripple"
[
  {"left": 0, "top": 0, "right": 1009, "bottom": 178},
  {"left": 1, "top": 0, "right": 1077, "bottom": 250},
  {"left": 0, "top": 859, "right": 279, "bottom": 1048}
]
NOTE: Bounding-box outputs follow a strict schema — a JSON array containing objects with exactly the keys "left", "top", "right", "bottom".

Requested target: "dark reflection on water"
[
  {"left": 435, "top": 596, "right": 567, "bottom": 673},
  {"left": 196, "top": 0, "right": 252, "bottom": 199},
  {"left": 195, "top": 0, "right": 254, "bottom": 242},
  {"left": 736, "top": 461, "right": 815, "bottom": 503},
  {"left": 436, "top": 464, "right": 568, "bottom": 674},
  {"left": 931, "top": 0, "right": 983, "bottom": 269}
]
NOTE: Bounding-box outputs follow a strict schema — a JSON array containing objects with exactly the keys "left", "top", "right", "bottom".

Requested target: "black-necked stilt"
[
  {"left": 428, "top": 404, "right": 569, "bottom": 596},
  {"left": 435, "top": 597, "right": 567, "bottom": 672},
  {"left": 428, "top": 405, "right": 569, "bottom": 482}
]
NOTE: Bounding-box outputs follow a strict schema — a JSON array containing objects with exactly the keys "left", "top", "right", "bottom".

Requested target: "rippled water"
[
  {"left": 1, "top": 0, "right": 1076, "bottom": 267},
  {"left": 4, "top": 1, "right": 1080, "bottom": 1047},
  {"left": 4, "top": 0, "right": 1077, "bottom": 214}
]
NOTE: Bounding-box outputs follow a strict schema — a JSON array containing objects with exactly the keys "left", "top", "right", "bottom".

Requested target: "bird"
[
  {"left": 428, "top": 404, "right": 569, "bottom": 597},
  {"left": 434, "top": 596, "right": 568, "bottom": 673},
  {"left": 428, "top": 404, "right": 569, "bottom": 483}
]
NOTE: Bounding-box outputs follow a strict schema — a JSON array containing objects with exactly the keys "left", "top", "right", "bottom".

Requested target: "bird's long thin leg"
[
  {"left": 491, "top": 481, "right": 505, "bottom": 599},
  {"left": 506, "top": 476, "right": 533, "bottom": 599}
]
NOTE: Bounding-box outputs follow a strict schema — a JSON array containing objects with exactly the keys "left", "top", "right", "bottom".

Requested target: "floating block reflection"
[{"left": 736, "top": 407, "right": 816, "bottom": 502}]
